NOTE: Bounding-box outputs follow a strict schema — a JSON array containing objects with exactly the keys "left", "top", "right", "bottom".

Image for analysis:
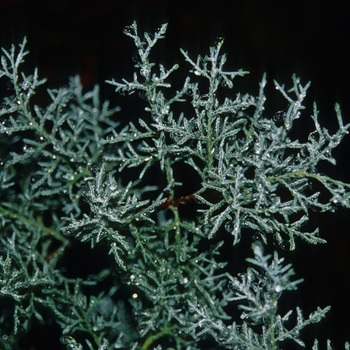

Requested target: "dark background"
[{"left": 1, "top": 0, "right": 349, "bottom": 348}]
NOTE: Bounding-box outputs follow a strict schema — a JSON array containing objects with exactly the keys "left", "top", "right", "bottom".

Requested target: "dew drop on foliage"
[
  {"left": 273, "top": 110, "right": 286, "bottom": 126},
  {"left": 215, "top": 36, "right": 225, "bottom": 46}
]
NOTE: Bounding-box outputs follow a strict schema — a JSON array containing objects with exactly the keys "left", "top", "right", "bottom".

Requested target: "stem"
[
  {"left": 0, "top": 205, "right": 67, "bottom": 243},
  {"left": 141, "top": 327, "right": 177, "bottom": 350}
]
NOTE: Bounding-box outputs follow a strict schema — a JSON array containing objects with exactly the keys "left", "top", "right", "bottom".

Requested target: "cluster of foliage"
[{"left": 0, "top": 22, "right": 349, "bottom": 349}]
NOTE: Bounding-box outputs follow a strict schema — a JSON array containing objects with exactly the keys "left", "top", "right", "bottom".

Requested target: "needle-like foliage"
[{"left": 0, "top": 22, "right": 349, "bottom": 349}]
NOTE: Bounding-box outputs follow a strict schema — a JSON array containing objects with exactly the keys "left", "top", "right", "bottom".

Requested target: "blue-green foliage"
[{"left": 0, "top": 23, "right": 349, "bottom": 349}]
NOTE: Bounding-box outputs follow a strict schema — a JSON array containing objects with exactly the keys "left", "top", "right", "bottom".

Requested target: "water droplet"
[
  {"left": 22, "top": 80, "right": 30, "bottom": 90},
  {"left": 132, "top": 53, "right": 139, "bottom": 63},
  {"left": 273, "top": 110, "right": 286, "bottom": 126},
  {"left": 240, "top": 312, "right": 248, "bottom": 319},
  {"left": 215, "top": 36, "right": 225, "bottom": 46},
  {"left": 308, "top": 130, "right": 319, "bottom": 142},
  {"left": 123, "top": 26, "right": 135, "bottom": 36},
  {"left": 274, "top": 284, "right": 282, "bottom": 293},
  {"left": 280, "top": 241, "right": 289, "bottom": 250},
  {"left": 221, "top": 80, "right": 232, "bottom": 89},
  {"left": 60, "top": 336, "right": 76, "bottom": 345},
  {"left": 63, "top": 173, "right": 74, "bottom": 181},
  {"left": 162, "top": 105, "right": 170, "bottom": 114}
]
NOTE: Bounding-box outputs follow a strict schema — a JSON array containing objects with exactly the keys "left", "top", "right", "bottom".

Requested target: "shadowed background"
[{"left": 1, "top": 0, "right": 349, "bottom": 348}]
